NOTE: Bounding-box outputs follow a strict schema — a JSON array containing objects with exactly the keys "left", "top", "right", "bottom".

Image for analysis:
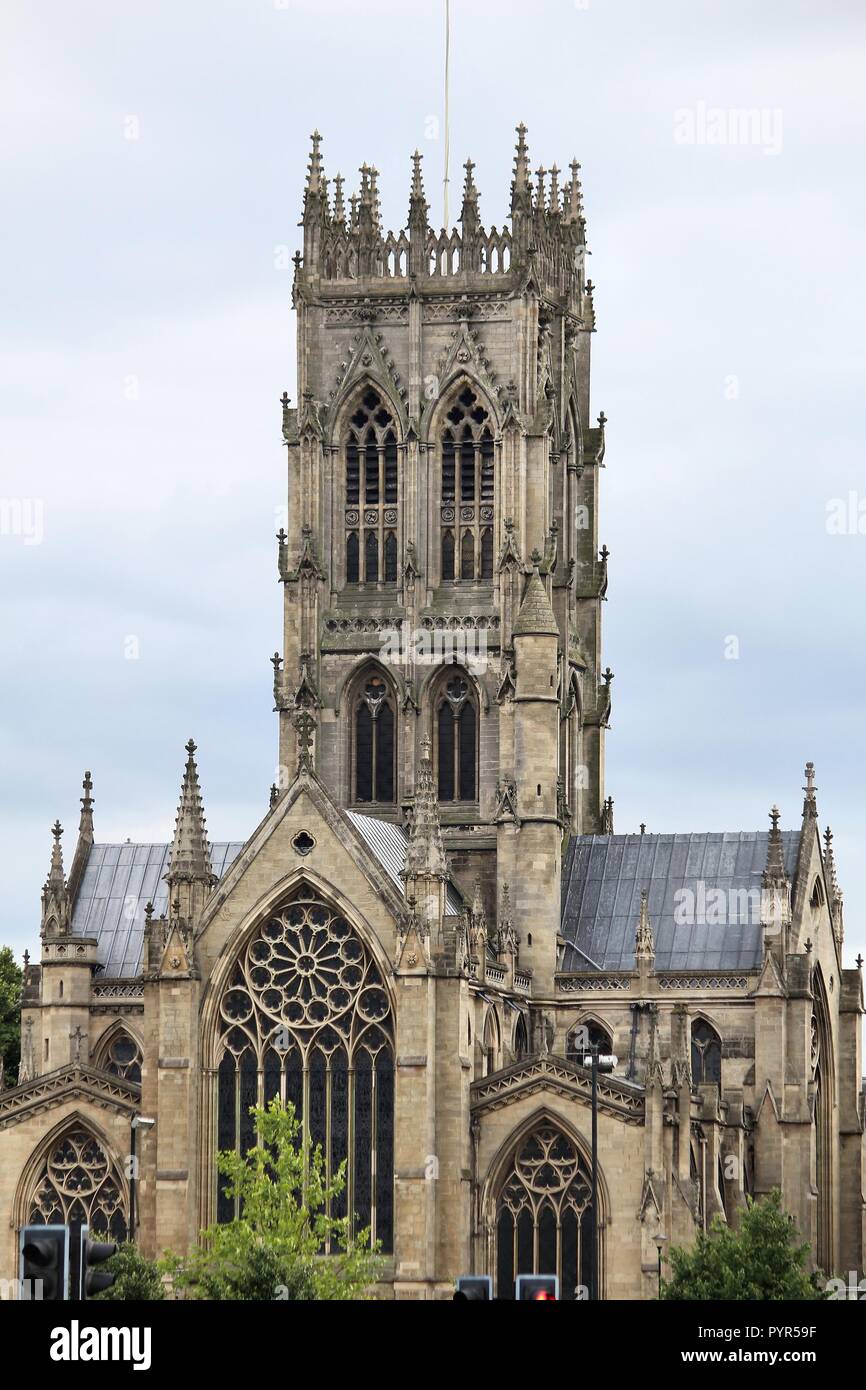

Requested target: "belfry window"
[
  {"left": 439, "top": 386, "right": 494, "bottom": 583},
  {"left": 495, "top": 1125, "right": 594, "bottom": 1300},
  {"left": 691, "top": 1019, "right": 721, "bottom": 1086},
  {"left": 435, "top": 674, "right": 477, "bottom": 803},
  {"left": 354, "top": 673, "right": 396, "bottom": 804},
  {"left": 566, "top": 1020, "right": 613, "bottom": 1065},
  {"left": 344, "top": 388, "right": 399, "bottom": 587},
  {"left": 216, "top": 883, "right": 394, "bottom": 1251}
]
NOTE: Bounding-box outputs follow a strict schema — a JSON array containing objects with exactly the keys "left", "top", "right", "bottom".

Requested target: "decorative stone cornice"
[
  {"left": 470, "top": 1054, "right": 645, "bottom": 1125},
  {"left": 0, "top": 1065, "right": 140, "bottom": 1131}
]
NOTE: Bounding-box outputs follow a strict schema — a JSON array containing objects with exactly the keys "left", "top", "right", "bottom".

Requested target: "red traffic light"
[{"left": 515, "top": 1274, "right": 559, "bottom": 1300}]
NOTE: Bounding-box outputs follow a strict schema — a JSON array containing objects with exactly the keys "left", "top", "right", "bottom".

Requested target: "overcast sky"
[{"left": 1, "top": 0, "right": 864, "bottom": 974}]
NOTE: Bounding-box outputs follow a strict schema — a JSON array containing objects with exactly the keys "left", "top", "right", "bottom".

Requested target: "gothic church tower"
[{"left": 275, "top": 127, "right": 610, "bottom": 987}]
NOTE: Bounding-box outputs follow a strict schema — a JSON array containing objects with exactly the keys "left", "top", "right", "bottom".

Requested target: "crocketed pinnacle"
[
  {"left": 763, "top": 805, "right": 787, "bottom": 887},
  {"left": 403, "top": 736, "right": 448, "bottom": 880},
  {"left": 634, "top": 888, "right": 655, "bottom": 960},
  {"left": 167, "top": 739, "right": 215, "bottom": 885}
]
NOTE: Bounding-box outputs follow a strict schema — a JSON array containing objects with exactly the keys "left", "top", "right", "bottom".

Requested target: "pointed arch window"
[
  {"left": 215, "top": 883, "right": 394, "bottom": 1251},
  {"left": 27, "top": 1127, "right": 128, "bottom": 1243},
  {"left": 353, "top": 673, "right": 396, "bottom": 805},
  {"left": 439, "top": 385, "right": 495, "bottom": 583},
  {"left": 566, "top": 1020, "right": 613, "bottom": 1065},
  {"left": 344, "top": 387, "right": 399, "bottom": 587},
  {"left": 495, "top": 1125, "right": 594, "bottom": 1300},
  {"left": 691, "top": 1019, "right": 721, "bottom": 1086},
  {"left": 95, "top": 1030, "right": 142, "bottom": 1086},
  {"left": 435, "top": 674, "right": 477, "bottom": 803}
]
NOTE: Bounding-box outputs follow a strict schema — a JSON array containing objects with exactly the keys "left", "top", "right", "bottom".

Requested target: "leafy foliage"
[
  {"left": 168, "top": 1098, "right": 383, "bottom": 1300},
  {"left": 0, "top": 946, "right": 23, "bottom": 1082},
  {"left": 662, "top": 1190, "right": 828, "bottom": 1300},
  {"left": 93, "top": 1242, "right": 166, "bottom": 1300}
]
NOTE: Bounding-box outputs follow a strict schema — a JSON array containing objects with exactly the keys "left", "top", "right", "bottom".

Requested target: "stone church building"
[{"left": 1, "top": 128, "right": 864, "bottom": 1299}]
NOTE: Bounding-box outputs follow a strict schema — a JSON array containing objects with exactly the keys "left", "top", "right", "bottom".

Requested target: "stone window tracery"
[
  {"left": 691, "top": 1019, "right": 721, "bottom": 1086},
  {"left": 215, "top": 883, "right": 394, "bottom": 1251},
  {"left": 495, "top": 1125, "right": 594, "bottom": 1300},
  {"left": 439, "top": 385, "right": 494, "bottom": 583},
  {"left": 96, "top": 1030, "right": 142, "bottom": 1085},
  {"left": 345, "top": 388, "right": 399, "bottom": 586},
  {"left": 27, "top": 1128, "right": 127, "bottom": 1242},
  {"left": 353, "top": 672, "right": 397, "bottom": 805}
]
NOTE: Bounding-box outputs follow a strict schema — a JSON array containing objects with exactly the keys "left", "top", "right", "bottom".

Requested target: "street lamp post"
[
  {"left": 129, "top": 1115, "right": 156, "bottom": 1241},
  {"left": 582, "top": 1049, "right": 617, "bottom": 1301},
  {"left": 654, "top": 1232, "right": 669, "bottom": 1299}
]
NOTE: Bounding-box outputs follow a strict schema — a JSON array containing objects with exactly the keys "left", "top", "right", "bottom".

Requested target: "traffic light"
[
  {"left": 453, "top": 1275, "right": 492, "bottom": 1301},
  {"left": 83, "top": 1232, "right": 118, "bottom": 1298},
  {"left": 20, "top": 1226, "right": 67, "bottom": 1301},
  {"left": 515, "top": 1274, "right": 559, "bottom": 1300}
]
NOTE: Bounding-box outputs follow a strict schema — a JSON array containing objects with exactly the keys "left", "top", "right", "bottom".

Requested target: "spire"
[
  {"left": 403, "top": 737, "right": 448, "bottom": 880},
  {"left": 634, "top": 889, "right": 655, "bottom": 962},
  {"left": 802, "top": 761, "right": 818, "bottom": 821},
  {"left": 166, "top": 739, "right": 216, "bottom": 889},
  {"left": 41, "top": 820, "right": 71, "bottom": 935},
  {"left": 534, "top": 164, "right": 547, "bottom": 212},
  {"left": 461, "top": 157, "right": 479, "bottom": 210},
  {"left": 513, "top": 552, "right": 559, "bottom": 637},
  {"left": 460, "top": 157, "right": 481, "bottom": 267}
]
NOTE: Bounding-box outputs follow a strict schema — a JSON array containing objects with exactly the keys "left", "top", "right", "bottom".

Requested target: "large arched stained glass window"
[
  {"left": 27, "top": 1128, "right": 128, "bottom": 1242},
  {"left": 216, "top": 883, "right": 395, "bottom": 1252},
  {"left": 495, "top": 1125, "right": 593, "bottom": 1301}
]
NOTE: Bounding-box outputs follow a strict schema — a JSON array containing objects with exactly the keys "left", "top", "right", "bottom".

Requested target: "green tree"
[
  {"left": 662, "top": 1190, "right": 828, "bottom": 1300},
  {"left": 169, "top": 1098, "right": 383, "bottom": 1300},
  {"left": 93, "top": 1243, "right": 166, "bottom": 1300},
  {"left": 0, "top": 946, "right": 23, "bottom": 1083}
]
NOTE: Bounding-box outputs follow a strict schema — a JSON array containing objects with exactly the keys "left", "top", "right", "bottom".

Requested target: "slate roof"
[
  {"left": 346, "top": 811, "right": 464, "bottom": 916},
  {"left": 70, "top": 812, "right": 463, "bottom": 978},
  {"left": 71, "top": 842, "right": 243, "bottom": 977},
  {"left": 560, "top": 831, "right": 801, "bottom": 973}
]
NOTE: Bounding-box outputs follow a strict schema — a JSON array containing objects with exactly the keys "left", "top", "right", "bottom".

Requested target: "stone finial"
[
  {"left": 79, "top": 770, "right": 94, "bottom": 841},
  {"left": 166, "top": 739, "right": 216, "bottom": 889},
  {"left": 304, "top": 129, "right": 325, "bottom": 200},
  {"left": 601, "top": 796, "right": 614, "bottom": 834},
  {"left": 402, "top": 736, "right": 448, "bottom": 880},
  {"left": 563, "top": 158, "right": 584, "bottom": 223},
  {"left": 635, "top": 889, "right": 655, "bottom": 962},
  {"left": 332, "top": 172, "right": 345, "bottom": 224},
  {"left": 802, "top": 761, "right": 818, "bottom": 819},
  {"left": 41, "top": 820, "right": 71, "bottom": 935},
  {"left": 511, "top": 122, "right": 532, "bottom": 213},
  {"left": 763, "top": 805, "right": 787, "bottom": 886}
]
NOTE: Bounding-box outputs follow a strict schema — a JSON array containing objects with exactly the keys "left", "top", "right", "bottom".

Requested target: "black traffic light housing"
[
  {"left": 83, "top": 1231, "right": 118, "bottom": 1298},
  {"left": 453, "top": 1275, "right": 492, "bottom": 1301},
  {"left": 515, "top": 1274, "right": 559, "bottom": 1300},
  {"left": 20, "top": 1226, "right": 67, "bottom": 1301}
]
